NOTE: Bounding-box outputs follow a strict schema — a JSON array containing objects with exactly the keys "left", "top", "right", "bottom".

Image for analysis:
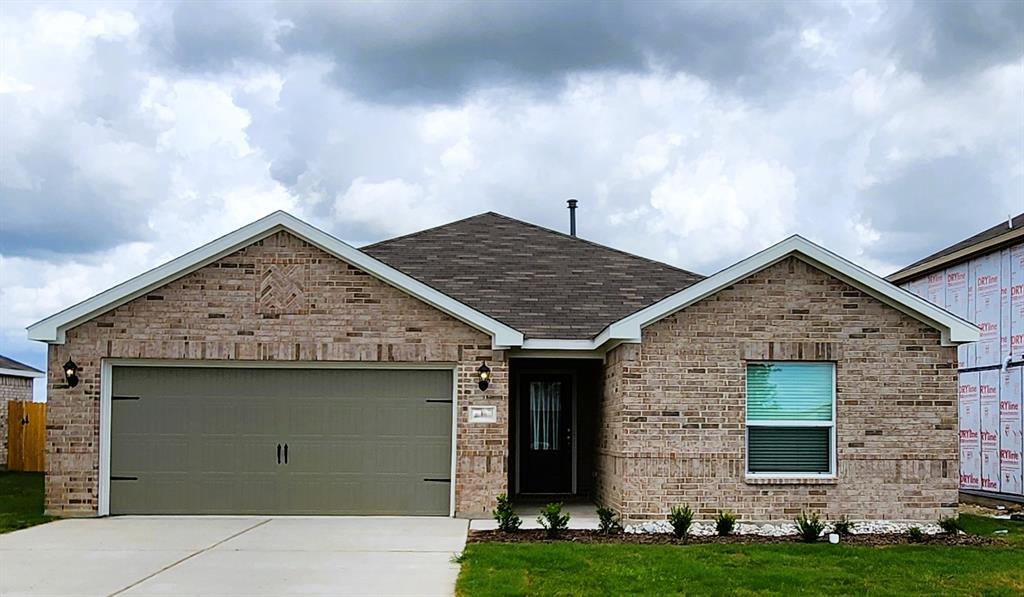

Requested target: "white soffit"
[
  {"left": 27, "top": 211, "right": 524, "bottom": 348},
  {"left": 603, "top": 235, "right": 980, "bottom": 347}
]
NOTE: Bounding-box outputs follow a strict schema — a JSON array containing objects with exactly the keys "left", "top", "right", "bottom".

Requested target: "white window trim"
[{"left": 744, "top": 362, "right": 837, "bottom": 479}]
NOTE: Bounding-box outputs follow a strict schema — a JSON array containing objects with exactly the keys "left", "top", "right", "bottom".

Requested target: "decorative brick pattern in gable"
[
  {"left": 595, "top": 257, "right": 958, "bottom": 521},
  {"left": 46, "top": 231, "right": 508, "bottom": 516}
]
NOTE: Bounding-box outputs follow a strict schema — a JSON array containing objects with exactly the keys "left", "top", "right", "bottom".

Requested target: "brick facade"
[
  {"left": 46, "top": 231, "right": 508, "bottom": 516},
  {"left": 595, "top": 257, "right": 959, "bottom": 522},
  {"left": 1, "top": 375, "right": 34, "bottom": 466}
]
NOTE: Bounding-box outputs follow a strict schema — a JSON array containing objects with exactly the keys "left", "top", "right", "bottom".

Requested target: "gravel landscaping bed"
[{"left": 468, "top": 529, "right": 999, "bottom": 546}]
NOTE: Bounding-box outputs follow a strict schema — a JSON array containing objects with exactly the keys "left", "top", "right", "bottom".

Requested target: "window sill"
[{"left": 744, "top": 476, "right": 838, "bottom": 486}]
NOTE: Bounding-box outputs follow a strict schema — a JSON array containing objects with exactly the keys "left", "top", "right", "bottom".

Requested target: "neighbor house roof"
[
  {"left": 888, "top": 213, "right": 1024, "bottom": 284},
  {"left": 0, "top": 354, "right": 45, "bottom": 378},
  {"left": 363, "top": 212, "right": 703, "bottom": 339}
]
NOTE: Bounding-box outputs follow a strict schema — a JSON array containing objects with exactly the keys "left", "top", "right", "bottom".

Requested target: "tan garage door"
[{"left": 110, "top": 366, "right": 453, "bottom": 515}]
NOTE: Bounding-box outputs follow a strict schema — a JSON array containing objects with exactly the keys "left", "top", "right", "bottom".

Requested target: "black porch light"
[
  {"left": 63, "top": 359, "right": 79, "bottom": 388},
  {"left": 477, "top": 361, "right": 491, "bottom": 391}
]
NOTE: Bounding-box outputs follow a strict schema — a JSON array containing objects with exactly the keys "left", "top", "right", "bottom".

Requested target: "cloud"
[
  {"left": 1, "top": 0, "right": 1022, "bottom": 384},
  {"left": 149, "top": 1, "right": 818, "bottom": 104}
]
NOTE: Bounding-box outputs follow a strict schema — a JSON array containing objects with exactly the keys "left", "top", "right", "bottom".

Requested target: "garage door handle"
[
  {"left": 284, "top": 443, "right": 288, "bottom": 464},
  {"left": 277, "top": 443, "right": 282, "bottom": 465}
]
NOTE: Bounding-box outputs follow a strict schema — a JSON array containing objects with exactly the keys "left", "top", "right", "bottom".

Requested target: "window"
[
  {"left": 529, "top": 381, "right": 562, "bottom": 451},
  {"left": 746, "top": 362, "right": 835, "bottom": 476}
]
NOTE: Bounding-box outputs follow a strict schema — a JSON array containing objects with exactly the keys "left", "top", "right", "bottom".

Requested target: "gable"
[
  {"left": 605, "top": 236, "right": 979, "bottom": 347},
  {"left": 66, "top": 230, "right": 490, "bottom": 351},
  {"left": 28, "top": 212, "right": 523, "bottom": 347},
  {"left": 647, "top": 256, "right": 945, "bottom": 344}
]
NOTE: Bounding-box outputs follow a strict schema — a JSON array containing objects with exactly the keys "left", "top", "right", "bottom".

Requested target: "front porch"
[{"left": 469, "top": 499, "right": 602, "bottom": 530}]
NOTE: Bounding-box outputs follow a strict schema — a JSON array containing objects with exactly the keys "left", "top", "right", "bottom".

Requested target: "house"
[
  {"left": 888, "top": 214, "right": 1024, "bottom": 503},
  {"left": 28, "top": 210, "right": 978, "bottom": 521},
  {"left": 0, "top": 354, "right": 44, "bottom": 467}
]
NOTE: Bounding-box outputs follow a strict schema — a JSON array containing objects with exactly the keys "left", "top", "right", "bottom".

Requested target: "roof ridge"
[
  {"left": 360, "top": 212, "right": 499, "bottom": 250},
  {"left": 366, "top": 210, "right": 703, "bottom": 279},
  {"left": 483, "top": 212, "right": 704, "bottom": 278}
]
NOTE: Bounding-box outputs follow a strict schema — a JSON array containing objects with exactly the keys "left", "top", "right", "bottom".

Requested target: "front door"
[{"left": 517, "top": 373, "right": 574, "bottom": 494}]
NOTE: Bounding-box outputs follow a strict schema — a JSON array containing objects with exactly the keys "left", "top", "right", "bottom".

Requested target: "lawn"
[
  {"left": 0, "top": 471, "right": 57, "bottom": 533},
  {"left": 457, "top": 515, "right": 1024, "bottom": 597}
]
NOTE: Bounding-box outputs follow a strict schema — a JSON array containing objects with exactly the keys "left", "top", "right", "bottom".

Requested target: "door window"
[{"left": 529, "top": 381, "right": 561, "bottom": 451}]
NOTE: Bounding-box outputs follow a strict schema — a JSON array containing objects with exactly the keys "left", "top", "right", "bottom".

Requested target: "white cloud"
[
  {"left": 334, "top": 177, "right": 453, "bottom": 236},
  {"left": 1, "top": 0, "right": 1022, "bottom": 383}
]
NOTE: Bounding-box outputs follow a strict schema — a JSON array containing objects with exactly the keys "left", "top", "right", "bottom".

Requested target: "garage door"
[{"left": 109, "top": 366, "right": 453, "bottom": 515}]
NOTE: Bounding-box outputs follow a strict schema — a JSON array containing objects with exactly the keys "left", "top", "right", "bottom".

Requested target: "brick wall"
[
  {"left": 595, "top": 256, "right": 959, "bottom": 522},
  {"left": 1, "top": 375, "right": 34, "bottom": 466},
  {"left": 46, "top": 231, "right": 508, "bottom": 516}
]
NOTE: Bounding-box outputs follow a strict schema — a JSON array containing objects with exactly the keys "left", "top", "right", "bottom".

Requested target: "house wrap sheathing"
[{"left": 891, "top": 216, "right": 1024, "bottom": 501}]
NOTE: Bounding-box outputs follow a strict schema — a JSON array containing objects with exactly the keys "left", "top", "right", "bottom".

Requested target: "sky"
[{"left": 1, "top": 0, "right": 1023, "bottom": 390}]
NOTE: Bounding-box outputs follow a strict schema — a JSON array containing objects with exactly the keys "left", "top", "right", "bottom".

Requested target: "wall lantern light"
[
  {"left": 477, "top": 361, "right": 491, "bottom": 391},
  {"left": 63, "top": 359, "right": 79, "bottom": 388}
]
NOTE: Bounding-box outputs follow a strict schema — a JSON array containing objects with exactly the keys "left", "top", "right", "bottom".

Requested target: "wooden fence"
[{"left": 7, "top": 401, "right": 46, "bottom": 472}]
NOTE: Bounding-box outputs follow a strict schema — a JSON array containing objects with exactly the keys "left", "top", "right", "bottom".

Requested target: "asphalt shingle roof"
[
  {"left": 0, "top": 354, "right": 43, "bottom": 374},
  {"left": 363, "top": 212, "right": 703, "bottom": 339},
  {"left": 888, "top": 213, "right": 1024, "bottom": 282}
]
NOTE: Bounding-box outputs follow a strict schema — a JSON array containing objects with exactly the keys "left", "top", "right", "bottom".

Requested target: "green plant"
[
  {"left": 596, "top": 505, "right": 622, "bottom": 535},
  {"left": 450, "top": 551, "right": 466, "bottom": 564},
  {"left": 537, "top": 502, "right": 570, "bottom": 538},
  {"left": 832, "top": 516, "right": 855, "bottom": 536},
  {"left": 794, "top": 511, "right": 826, "bottom": 543},
  {"left": 492, "top": 494, "right": 521, "bottom": 533},
  {"left": 668, "top": 505, "right": 695, "bottom": 540},
  {"left": 714, "top": 510, "right": 737, "bottom": 536},
  {"left": 907, "top": 526, "right": 924, "bottom": 543},
  {"left": 939, "top": 516, "right": 962, "bottom": 534}
]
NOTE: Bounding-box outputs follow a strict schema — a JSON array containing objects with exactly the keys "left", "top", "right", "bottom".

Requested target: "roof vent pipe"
[{"left": 567, "top": 199, "right": 578, "bottom": 237}]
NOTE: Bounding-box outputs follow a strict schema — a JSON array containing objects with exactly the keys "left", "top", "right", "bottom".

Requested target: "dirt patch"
[
  {"left": 468, "top": 529, "right": 1000, "bottom": 547},
  {"left": 959, "top": 502, "right": 1023, "bottom": 517}
]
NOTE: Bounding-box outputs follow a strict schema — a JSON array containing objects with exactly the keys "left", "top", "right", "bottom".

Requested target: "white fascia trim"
[
  {"left": 0, "top": 367, "right": 45, "bottom": 378},
  {"left": 606, "top": 235, "right": 980, "bottom": 347},
  {"left": 27, "top": 211, "right": 524, "bottom": 349},
  {"left": 517, "top": 334, "right": 640, "bottom": 352}
]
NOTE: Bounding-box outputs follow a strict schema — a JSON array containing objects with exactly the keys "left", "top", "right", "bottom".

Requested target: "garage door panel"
[
  {"left": 112, "top": 435, "right": 191, "bottom": 472},
  {"left": 110, "top": 366, "right": 453, "bottom": 515}
]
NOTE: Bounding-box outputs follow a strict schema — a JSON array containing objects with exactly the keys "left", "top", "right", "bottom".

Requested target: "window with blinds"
[{"left": 746, "top": 362, "right": 835, "bottom": 476}]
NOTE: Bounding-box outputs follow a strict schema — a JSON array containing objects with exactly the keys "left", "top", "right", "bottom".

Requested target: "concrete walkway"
[
  {"left": 0, "top": 516, "right": 468, "bottom": 597},
  {"left": 469, "top": 501, "right": 600, "bottom": 531}
]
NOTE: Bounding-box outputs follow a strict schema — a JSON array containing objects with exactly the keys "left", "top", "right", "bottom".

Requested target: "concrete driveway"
[{"left": 0, "top": 517, "right": 468, "bottom": 597}]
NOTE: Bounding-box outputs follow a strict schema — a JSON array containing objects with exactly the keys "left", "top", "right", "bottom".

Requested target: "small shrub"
[
  {"left": 668, "top": 505, "right": 695, "bottom": 540},
  {"left": 907, "top": 526, "right": 924, "bottom": 543},
  {"left": 832, "top": 516, "right": 855, "bottom": 537},
  {"left": 492, "top": 494, "right": 521, "bottom": 533},
  {"left": 938, "top": 516, "right": 962, "bottom": 534},
  {"left": 794, "top": 511, "right": 826, "bottom": 543},
  {"left": 537, "top": 502, "right": 570, "bottom": 538},
  {"left": 714, "top": 510, "right": 737, "bottom": 536},
  {"left": 596, "top": 505, "right": 622, "bottom": 535}
]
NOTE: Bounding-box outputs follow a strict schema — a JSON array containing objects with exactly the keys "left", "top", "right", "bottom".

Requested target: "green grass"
[
  {"left": 959, "top": 513, "right": 1024, "bottom": 546},
  {"left": 0, "top": 472, "right": 57, "bottom": 533},
  {"left": 457, "top": 516, "right": 1024, "bottom": 596}
]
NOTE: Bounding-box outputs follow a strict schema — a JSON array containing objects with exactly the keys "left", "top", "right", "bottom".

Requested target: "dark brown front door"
[{"left": 518, "top": 373, "right": 574, "bottom": 494}]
